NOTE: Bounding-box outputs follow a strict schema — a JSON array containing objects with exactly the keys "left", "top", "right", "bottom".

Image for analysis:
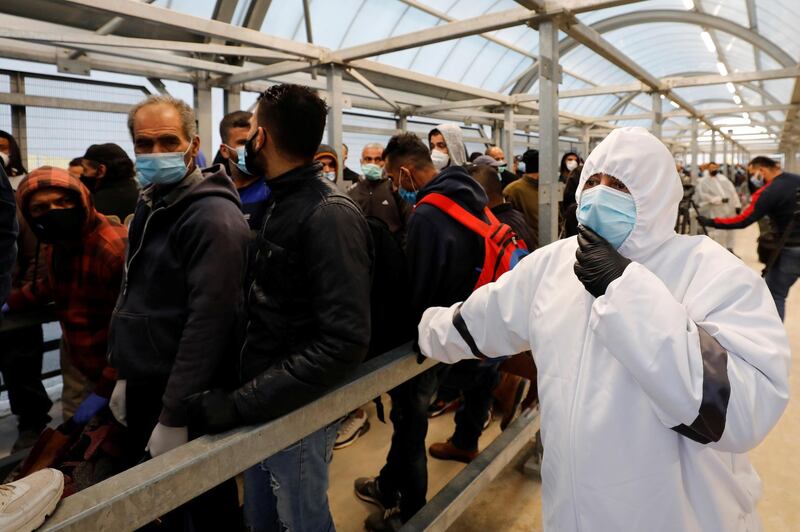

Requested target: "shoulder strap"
[
  {"left": 416, "top": 193, "right": 493, "bottom": 238},
  {"left": 764, "top": 187, "right": 800, "bottom": 275}
]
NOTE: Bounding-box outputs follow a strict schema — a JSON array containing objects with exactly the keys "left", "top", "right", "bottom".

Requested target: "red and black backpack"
[{"left": 416, "top": 193, "right": 529, "bottom": 290}]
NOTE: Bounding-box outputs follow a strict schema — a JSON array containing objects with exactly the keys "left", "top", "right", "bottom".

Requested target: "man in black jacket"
[
  {"left": 108, "top": 94, "right": 249, "bottom": 530},
  {"left": 185, "top": 84, "right": 373, "bottom": 532},
  {"left": 354, "top": 133, "right": 494, "bottom": 531},
  {"left": 699, "top": 155, "right": 800, "bottom": 319}
]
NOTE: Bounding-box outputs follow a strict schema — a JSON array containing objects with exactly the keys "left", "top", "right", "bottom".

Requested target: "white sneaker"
[
  {"left": 0, "top": 468, "right": 64, "bottom": 532},
  {"left": 334, "top": 408, "right": 370, "bottom": 450}
]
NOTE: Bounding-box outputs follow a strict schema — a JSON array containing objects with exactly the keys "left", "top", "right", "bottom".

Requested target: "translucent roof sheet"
[{"left": 0, "top": 0, "right": 797, "bottom": 153}]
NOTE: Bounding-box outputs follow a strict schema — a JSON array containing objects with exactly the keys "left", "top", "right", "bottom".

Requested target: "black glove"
[
  {"left": 184, "top": 389, "right": 242, "bottom": 435},
  {"left": 574, "top": 226, "right": 632, "bottom": 298},
  {"left": 696, "top": 216, "right": 715, "bottom": 227}
]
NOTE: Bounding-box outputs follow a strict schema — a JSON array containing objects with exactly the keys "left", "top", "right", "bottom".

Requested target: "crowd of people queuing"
[{"left": 0, "top": 82, "right": 793, "bottom": 532}]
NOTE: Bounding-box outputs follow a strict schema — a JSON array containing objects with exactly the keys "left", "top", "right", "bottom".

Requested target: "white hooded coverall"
[
  {"left": 694, "top": 172, "right": 742, "bottom": 249},
  {"left": 418, "top": 127, "right": 790, "bottom": 531}
]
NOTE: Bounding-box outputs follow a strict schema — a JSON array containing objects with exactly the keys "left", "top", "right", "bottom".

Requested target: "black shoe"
[
  {"left": 354, "top": 477, "right": 396, "bottom": 510},
  {"left": 365, "top": 507, "right": 404, "bottom": 532},
  {"left": 427, "top": 397, "right": 461, "bottom": 418}
]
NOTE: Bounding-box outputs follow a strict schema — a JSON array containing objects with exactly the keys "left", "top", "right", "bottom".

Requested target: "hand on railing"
[{"left": 184, "top": 389, "right": 242, "bottom": 435}]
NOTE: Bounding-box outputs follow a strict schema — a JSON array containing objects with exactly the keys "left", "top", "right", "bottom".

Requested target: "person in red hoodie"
[{"left": 7, "top": 166, "right": 127, "bottom": 424}]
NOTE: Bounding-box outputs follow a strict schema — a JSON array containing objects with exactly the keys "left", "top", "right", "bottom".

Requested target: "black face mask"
[
  {"left": 244, "top": 128, "right": 267, "bottom": 177},
  {"left": 80, "top": 174, "right": 99, "bottom": 191},
  {"left": 30, "top": 207, "right": 85, "bottom": 244}
]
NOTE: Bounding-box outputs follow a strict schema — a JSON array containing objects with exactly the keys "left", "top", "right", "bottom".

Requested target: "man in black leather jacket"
[{"left": 186, "top": 84, "right": 373, "bottom": 532}]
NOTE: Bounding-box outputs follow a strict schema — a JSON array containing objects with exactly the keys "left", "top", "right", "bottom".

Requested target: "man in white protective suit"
[
  {"left": 417, "top": 127, "right": 790, "bottom": 531},
  {"left": 693, "top": 161, "right": 741, "bottom": 251}
]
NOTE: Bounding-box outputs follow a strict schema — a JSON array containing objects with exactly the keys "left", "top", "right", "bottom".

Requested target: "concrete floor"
[
  {"left": 0, "top": 224, "right": 795, "bottom": 530},
  {"left": 327, "top": 223, "right": 800, "bottom": 531}
]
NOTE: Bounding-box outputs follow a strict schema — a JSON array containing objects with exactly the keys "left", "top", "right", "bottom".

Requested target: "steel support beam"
[
  {"left": 690, "top": 118, "right": 699, "bottom": 182},
  {"left": 651, "top": 92, "right": 662, "bottom": 138},
  {"left": 326, "top": 65, "right": 344, "bottom": 187},
  {"left": 502, "top": 106, "right": 515, "bottom": 160},
  {"left": 62, "top": 0, "right": 320, "bottom": 59},
  {"left": 538, "top": 18, "right": 560, "bottom": 246},
  {"left": 224, "top": 87, "right": 242, "bottom": 115},
  {"left": 0, "top": 91, "right": 133, "bottom": 114},
  {"left": 224, "top": 60, "right": 318, "bottom": 86},
  {"left": 194, "top": 82, "right": 214, "bottom": 166},
  {"left": 0, "top": 30, "right": 302, "bottom": 61},
  {"left": 710, "top": 131, "right": 716, "bottom": 163},
  {"left": 9, "top": 73, "right": 27, "bottom": 170},
  {"left": 243, "top": 0, "right": 272, "bottom": 30},
  {"left": 345, "top": 68, "right": 400, "bottom": 111},
  {"left": 513, "top": 9, "right": 794, "bottom": 96}
]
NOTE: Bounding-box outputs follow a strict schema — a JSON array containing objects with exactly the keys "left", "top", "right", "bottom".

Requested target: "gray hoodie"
[{"left": 430, "top": 123, "right": 467, "bottom": 167}]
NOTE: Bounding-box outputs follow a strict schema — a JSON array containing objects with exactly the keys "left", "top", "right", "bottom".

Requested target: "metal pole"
[
  {"left": 326, "top": 64, "right": 344, "bottom": 187},
  {"left": 727, "top": 130, "right": 734, "bottom": 178},
  {"left": 224, "top": 86, "right": 241, "bottom": 115},
  {"left": 537, "top": 17, "right": 561, "bottom": 246},
  {"left": 690, "top": 117, "right": 699, "bottom": 183},
  {"left": 194, "top": 81, "right": 214, "bottom": 167},
  {"left": 651, "top": 92, "right": 662, "bottom": 138},
  {"left": 581, "top": 125, "right": 591, "bottom": 160},
  {"left": 397, "top": 112, "right": 407, "bottom": 133},
  {"left": 722, "top": 137, "right": 728, "bottom": 178},
  {"left": 502, "top": 106, "right": 515, "bottom": 160},
  {"left": 10, "top": 72, "right": 28, "bottom": 170},
  {"left": 710, "top": 130, "right": 716, "bottom": 163}
]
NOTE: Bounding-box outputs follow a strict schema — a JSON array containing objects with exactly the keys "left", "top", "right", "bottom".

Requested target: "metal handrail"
[{"left": 43, "top": 343, "right": 436, "bottom": 531}]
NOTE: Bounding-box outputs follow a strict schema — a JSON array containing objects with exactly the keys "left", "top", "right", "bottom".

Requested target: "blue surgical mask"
[
  {"left": 750, "top": 172, "right": 764, "bottom": 188},
  {"left": 498, "top": 164, "right": 507, "bottom": 174},
  {"left": 323, "top": 171, "right": 336, "bottom": 182},
  {"left": 517, "top": 161, "right": 526, "bottom": 174},
  {"left": 135, "top": 145, "right": 192, "bottom": 187},
  {"left": 235, "top": 146, "right": 253, "bottom": 176},
  {"left": 577, "top": 185, "right": 637, "bottom": 249},
  {"left": 362, "top": 164, "right": 383, "bottom": 181},
  {"left": 398, "top": 187, "right": 417, "bottom": 205}
]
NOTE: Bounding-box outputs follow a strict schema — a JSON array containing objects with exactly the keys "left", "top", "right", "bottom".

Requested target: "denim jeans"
[
  {"left": 765, "top": 246, "right": 800, "bottom": 320},
  {"left": 244, "top": 421, "right": 340, "bottom": 532}
]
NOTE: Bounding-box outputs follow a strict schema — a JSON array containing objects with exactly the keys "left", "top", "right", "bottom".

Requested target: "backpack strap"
[{"left": 416, "top": 193, "right": 493, "bottom": 237}]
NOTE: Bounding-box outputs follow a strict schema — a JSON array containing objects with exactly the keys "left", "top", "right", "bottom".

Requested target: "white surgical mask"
[
  {"left": 0, "top": 151, "right": 8, "bottom": 167},
  {"left": 566, "top": 160, "right": 578, "bottom": 172},
  {"left": 431, "top": 149, "right": 449, "bottom": 171}
]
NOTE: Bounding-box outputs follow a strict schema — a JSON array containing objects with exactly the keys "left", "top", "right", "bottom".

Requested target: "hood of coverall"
[
  {"left": 430, "top": 123, "right": 467, "bottom": 167},
  {"left": 576, "top": 126, "right": 683, "bottom": 261}
]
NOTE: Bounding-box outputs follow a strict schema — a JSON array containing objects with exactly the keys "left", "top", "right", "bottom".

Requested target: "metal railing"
[{"left": 39, "top": 341, "right": 537, "bottom": 531}]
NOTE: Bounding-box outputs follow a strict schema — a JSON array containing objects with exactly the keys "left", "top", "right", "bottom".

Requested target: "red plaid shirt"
[{"left": 9, "top": 167, "right": 128, "bottom": 396}]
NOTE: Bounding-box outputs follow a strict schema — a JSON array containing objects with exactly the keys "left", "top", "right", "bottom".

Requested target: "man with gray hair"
[
  {"left": 347, "top": 141, "right": 410, "bottom": 236},
  {"left": 108, "top": 94, "right": 249, "bottom": 528}
]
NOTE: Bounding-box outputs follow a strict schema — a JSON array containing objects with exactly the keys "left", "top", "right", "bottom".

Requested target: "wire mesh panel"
[
  {"left": 25, "top": 107, "right": 133, "bottom": 169},
  {"left": 9, "top": 75, "right": 146, "bottom": 169}
]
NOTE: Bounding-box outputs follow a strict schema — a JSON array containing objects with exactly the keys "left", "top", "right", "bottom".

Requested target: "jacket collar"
[{"left": 266, "top": 162, "right": 323, "bottom": 195}]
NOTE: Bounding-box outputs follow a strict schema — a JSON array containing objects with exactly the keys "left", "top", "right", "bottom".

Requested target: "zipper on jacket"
[{"left": 121, "top": 206, "right": 166, "bottom": 297}]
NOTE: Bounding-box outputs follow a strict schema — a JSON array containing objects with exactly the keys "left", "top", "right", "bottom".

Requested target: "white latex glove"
[
  {"left": 146, "top": 423, "right": 188, "bottom": 457},
  {"left": 109, "top": 379, "right": 127, "bottom": 427}
]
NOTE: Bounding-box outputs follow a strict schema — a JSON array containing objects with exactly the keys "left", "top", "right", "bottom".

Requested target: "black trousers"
[
  {"left": 125, "top": 378, "right": 242, "bottom": 532},
  {"left": 0, "top": 325, "right": 52, "bottom": 429},
  {"left": 378, "top": 360, "right": 498, "bottom": 521}
]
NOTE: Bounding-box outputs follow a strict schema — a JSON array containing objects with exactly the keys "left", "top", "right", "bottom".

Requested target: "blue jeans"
[
  {"left": 765, "top": 246, "right": 800, "bottom": 320},
  {"left": 244, "top": 421, "right": 340, "bottom": 532}
]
